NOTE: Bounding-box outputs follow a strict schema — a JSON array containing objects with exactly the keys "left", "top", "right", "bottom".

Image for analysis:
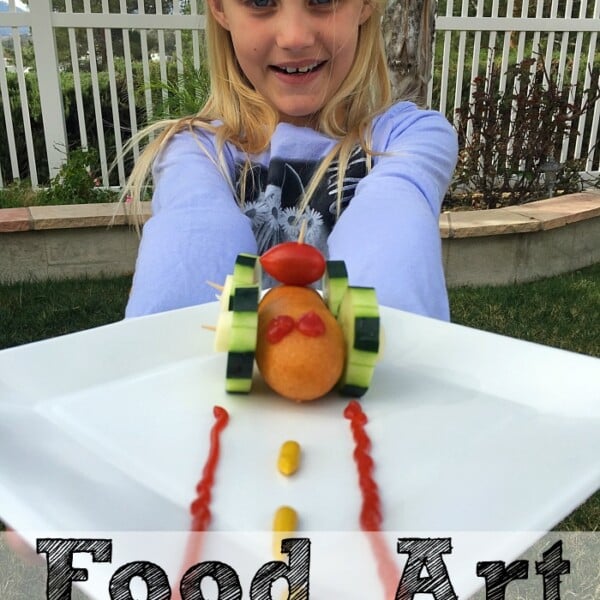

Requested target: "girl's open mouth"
[{"left": 270, "top": 61, "right": 326, "bottom": 76}]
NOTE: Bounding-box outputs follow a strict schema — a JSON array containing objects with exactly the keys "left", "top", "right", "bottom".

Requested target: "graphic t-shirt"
[{"left": 238, "top": 146, "right": 367, "bottom": 256}]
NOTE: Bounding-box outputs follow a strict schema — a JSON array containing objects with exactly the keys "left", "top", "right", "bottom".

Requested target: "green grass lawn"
[
  {"left": 0, "top": 266, "right": 598, "bottom": 534},
  {"left": 450, "top": 265, "right": 600, "bottom": 359}
]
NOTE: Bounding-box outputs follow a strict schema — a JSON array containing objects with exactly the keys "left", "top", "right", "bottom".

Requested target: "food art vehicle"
[{"left": 212, "top": 240, "right": 382, "bottom": 402}]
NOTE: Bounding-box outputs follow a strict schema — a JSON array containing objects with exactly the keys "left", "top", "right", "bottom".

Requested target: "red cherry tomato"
[{"left": 259, "top": 242, "right": 326, "bottom": 286}]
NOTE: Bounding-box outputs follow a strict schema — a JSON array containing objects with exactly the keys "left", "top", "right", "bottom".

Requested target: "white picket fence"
[{"left": 0, "top": 0, "right": 599, "bottom": 189}]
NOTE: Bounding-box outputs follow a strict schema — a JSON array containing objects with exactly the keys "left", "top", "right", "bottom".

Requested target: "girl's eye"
[
  {"left": 247, "top": 0, "right": 274, "bottom": 7},
  {"left": 310, "top": 0, "right": 333, "bottom": 4}
]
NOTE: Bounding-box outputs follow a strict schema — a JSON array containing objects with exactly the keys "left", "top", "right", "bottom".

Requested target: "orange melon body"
[{"left": 256, "top": 287, "right": 345, "bottom": 402}]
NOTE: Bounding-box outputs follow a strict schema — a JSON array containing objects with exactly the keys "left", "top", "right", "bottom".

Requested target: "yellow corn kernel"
[
  {"left": 277, "top": 440, "right": 301, "bottom": 476},
  {"left": 273, "top": 505, "right": 298, "bottom": 532},
  {"left": 272, "top": 505, "right": 298, "bottom": 558}
]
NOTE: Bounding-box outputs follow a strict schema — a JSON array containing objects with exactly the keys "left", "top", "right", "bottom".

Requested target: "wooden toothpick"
[
  {"left": 206, "top": 280, "right": 224, "bottom": 292},
  {"left": 298, "top": 218, "right": 307, "bottom": 244}
]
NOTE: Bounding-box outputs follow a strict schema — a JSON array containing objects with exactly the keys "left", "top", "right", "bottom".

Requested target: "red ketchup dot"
[
  {"left": 267, "top": 315, "right": 295, "bottom": 343},
  {"left": 297, "top": 310, "right": 325, "bottom": 337}
]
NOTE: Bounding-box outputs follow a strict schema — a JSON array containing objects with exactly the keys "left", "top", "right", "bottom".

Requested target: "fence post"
[{"left": 29, "top": 0, "right": 68, "bottom": 180}]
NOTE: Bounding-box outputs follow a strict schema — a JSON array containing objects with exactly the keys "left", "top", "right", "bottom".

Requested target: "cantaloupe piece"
[{"left": 256, "top": 288, "right": 345, "bottom": 402}]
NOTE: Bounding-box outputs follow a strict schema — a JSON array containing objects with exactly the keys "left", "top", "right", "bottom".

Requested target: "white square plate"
[{"left": 0, "top": 303, "right": 598, "bottom": 535}]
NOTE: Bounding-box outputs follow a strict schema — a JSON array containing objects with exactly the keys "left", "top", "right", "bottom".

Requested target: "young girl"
[{"left": 123, "top": 0, "right": 458, "bottom": 320}]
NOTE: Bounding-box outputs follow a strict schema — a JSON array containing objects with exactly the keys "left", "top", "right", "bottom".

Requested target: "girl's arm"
[
  {"left": 125, "top": 130, "right": 257, "bottom": 318},
  {"left": 327, "top": 102, "right": 458, "bottom": 321}
]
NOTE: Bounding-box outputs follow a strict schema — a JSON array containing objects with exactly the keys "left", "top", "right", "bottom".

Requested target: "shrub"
[
  {"left": 446, "top": 54, "right": 600, "bottom": 209},
  {"left": 0, "top": 148, "right": 119, "bottom": 209},
  {"left": 0, "top": 71, "right": 132, "bottom": 186},
  {"left": 0, "top": 58, "right": 211, "bottom": 189},
  {"left": 145, "top": 58, "right": 211, "bottom": 122},
  {"left": 38, "top": 147, "right": 119, "bottom": 205}
]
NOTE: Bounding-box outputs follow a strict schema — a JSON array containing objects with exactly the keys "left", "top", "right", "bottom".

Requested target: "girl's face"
[{"left": 208, "top": 0, "right": 372, "bottom": 127}]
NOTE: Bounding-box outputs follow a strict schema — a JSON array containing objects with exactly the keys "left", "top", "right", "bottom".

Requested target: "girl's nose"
[{"left": 275, "top": 9, "right": 317, "bottom": 50}]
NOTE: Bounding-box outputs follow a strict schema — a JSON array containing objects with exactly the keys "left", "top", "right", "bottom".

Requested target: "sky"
[{"left": 0, "top": 0, "right": 29, "bottom": 11}]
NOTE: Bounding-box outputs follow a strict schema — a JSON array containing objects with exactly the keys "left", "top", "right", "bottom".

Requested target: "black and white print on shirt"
[{"left": 237, "top": 145, "right": 368, "bottom": 258}]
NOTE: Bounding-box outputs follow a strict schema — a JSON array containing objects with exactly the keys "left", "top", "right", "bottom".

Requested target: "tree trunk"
[{"left": 383, "top": 0, "right": 436, "bottom": 106}]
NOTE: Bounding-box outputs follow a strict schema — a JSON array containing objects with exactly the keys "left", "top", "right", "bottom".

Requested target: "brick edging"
[
  {"left": 2, "top": 193, "right": 599, "bottom": 236},
  {"left": 0, "top": 201, "right": 152, "bottom": 233},
  {"left": 439, "top": 192, "right": 600, "bottom": 238}
]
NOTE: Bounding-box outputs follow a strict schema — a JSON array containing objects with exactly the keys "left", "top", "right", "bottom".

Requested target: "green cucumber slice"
[
  {"left": 337, "top": 286, "right": 380, "bottom": 397},
  {"left": 353, "top": 317, "right": 380, "bottom": 353},
  {"left": 226, "top": 352, "right": 255, "bottom": 392},
  {"left": 214, "top": 288, "right": 258, "bottom": 352},
  {"left": 231, "top": 285, "right": 260, "bottom": 312},
  {"left": 338, "top": 381, "right": 370, "bottom": 399},
  {"left": 225, "top": 284, "right": 259, "bottom": 394},
  {"left": 227, "top": 323, "right": 258, "bottom": 353},
  {"left": 233, "top": 253, "right": 261, "bottom": 285},
  {"left": 220, "top": 253, "right": 262, "bottom": 310},
  {"left": 219, "top": 254, "right": 261, "bottom": 310},
  {"left": 322, "top": 260, "right": 348, "bottom": 317}
]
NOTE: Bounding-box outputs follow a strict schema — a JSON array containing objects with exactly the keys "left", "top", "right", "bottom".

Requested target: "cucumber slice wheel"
[
  {"left": 337, "top": 286, "right": 381, "bottom": 397},
  {"left": 221, "top": 284, "right": 259, "bottom": 394},
  {"left": 322, "top": 260, "right": 349, "bottom": 317},
  {"left": 233, "top": 253, "right": 261, "bottom": 285},
  {"left": 219, "top": 254, "right": 261, "bottom": 310}
]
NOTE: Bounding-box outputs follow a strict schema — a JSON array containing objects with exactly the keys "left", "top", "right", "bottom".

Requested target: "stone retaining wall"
[{"left": 1, "top": 193, "right": 599, "bottom": 287}]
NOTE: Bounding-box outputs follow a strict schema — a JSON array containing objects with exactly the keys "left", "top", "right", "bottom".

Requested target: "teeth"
[{"left": 282, "top": 63, "right": 318, "bottom": 74}]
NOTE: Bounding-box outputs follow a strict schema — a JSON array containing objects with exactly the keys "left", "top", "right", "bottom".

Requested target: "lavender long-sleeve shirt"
[{"left": 126, "top": 101, "right": 458, "bottom": 320}]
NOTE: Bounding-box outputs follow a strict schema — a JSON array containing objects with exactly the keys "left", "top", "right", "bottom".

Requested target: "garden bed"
[{"left": 0, "top": 192, "right": 599, "bottom": 287}]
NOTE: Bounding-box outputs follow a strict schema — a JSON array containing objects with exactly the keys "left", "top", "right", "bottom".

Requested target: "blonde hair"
[{"left": 121, "top": 0, "right": 392, "bottom": 224}]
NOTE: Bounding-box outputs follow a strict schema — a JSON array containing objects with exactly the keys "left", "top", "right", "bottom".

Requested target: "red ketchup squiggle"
[
  {"left": 174, "top": 406, "right": 229, "bottom": 600},
  {"left": 297, "top": 310, "right": 325, "bottom": 337},
  {"left": 344, "top": 400, "right": 400, "bottom": 600},
  {"left": 267, "top": 314, "right": 296, "bottom": 343},
  {"left": 190, "top": 405, "right": 229, "bottom": 531}
]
